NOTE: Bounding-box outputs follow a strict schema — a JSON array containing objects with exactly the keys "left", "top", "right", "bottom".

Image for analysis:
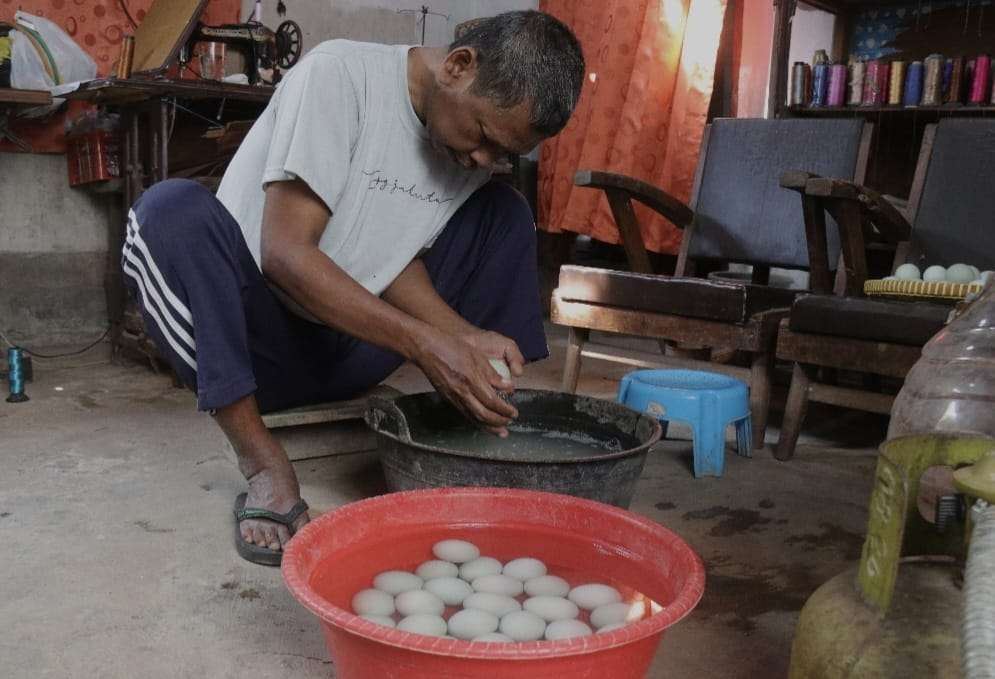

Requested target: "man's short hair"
[{"left": 450, "top": 10, "right": 585, "bottom": 137}]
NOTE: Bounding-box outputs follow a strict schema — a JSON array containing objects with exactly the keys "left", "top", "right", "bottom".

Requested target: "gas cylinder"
[{"left": 788, "top": 435, "right": 995, "bottom": 679}]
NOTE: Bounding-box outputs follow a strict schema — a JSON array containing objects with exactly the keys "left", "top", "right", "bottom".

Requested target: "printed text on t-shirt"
[{"left": 362, "top": 169, "right": 455, "bottom": 204}]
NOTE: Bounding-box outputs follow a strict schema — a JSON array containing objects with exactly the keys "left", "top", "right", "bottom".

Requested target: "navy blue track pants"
[{"left": 121, "top": 179, "right": 547, "bottom": 413}]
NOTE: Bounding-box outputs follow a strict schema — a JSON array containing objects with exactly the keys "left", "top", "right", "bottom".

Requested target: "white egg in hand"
[
  {"left": 360, "top": 614, "right": 397, "bottom": 628},
  {"left": 463, "top": 592, "right": 522, "bottom": 617},
  {"left": 351, "top": 588, "right": 395, "bottom": 617},
  {"left": 502, "top": 557, "right": 547, "bottom": 581},
  {"left": 424, "top": 576, "right": 474, "bottom": 606},
  {"left": 433, "top": 539, "right": 481, "bottom": 564},
  {"left": 397, "top": 614, "right": 448, "bottom": 637},
  {"left": 447, "top": 609, "right": 500, "bottom": 640},
  {"left": 373, "top": 570, "right": 424, "bottom": 595},
  {"left": 923, "top": 265, "right": 947, "bottom": 282},
  {"left": 545, "top": 619, "right": 593, "bottom": 640},
  {"left": 416, "top": 559, "right": 459, "bottom": 580},
  {"left": 568, "top": 583, "right": 622, "bottom": 611},
  {"left": 590, "top": 602, "right": 644, "bottom": 629},
  {"left": 459, "top": 556, "right": 503, "bottom": 582},
  {"left": 523, "top": 596, "right": 579, "bottom": 622},
  {"left": 488, "top": 358, "right": 512, "bottom": 380},
  {"left": 472, "top": 574, "right": 525, "bottom": 597},
  {"left": 894, "top": 263, "right": 921, "bottom": 280},
  {"left": 524, "top": 575, "right": 571, "bottom": 598},
  {"left": 395, "top": 589, "right": 446, "bottom": 617},
  {"left": 499, "top": 610, "right": 547, "bottom": 641}
]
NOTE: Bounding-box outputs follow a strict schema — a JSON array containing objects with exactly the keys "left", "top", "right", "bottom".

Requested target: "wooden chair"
[
  {"left": 774, "top": 119, "right": 995, "bottom": 460},
  {"left": 551, "top": 118, "right": 873, "bottom": 449}
]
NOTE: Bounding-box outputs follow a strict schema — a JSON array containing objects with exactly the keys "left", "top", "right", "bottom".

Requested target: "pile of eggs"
[
  {"left": 350, "top": 539, "right": 650, "bottom": 642},
  {"left": 891, "top": 263, "right": 992, "bottom": 286}
]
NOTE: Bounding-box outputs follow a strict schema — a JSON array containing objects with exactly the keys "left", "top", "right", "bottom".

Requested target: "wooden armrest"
[
  {"left": 779, "top": 170, "right": 819, "bottom": 192},
  {"left": 574, "top": 170, "right": 694, "bottom": 229},
  {"left": 804, "top": 177, "right": 911, "bottom": 245}
]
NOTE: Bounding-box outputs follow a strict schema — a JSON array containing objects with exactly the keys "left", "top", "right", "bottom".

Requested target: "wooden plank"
[
  {"left": 0, "top": 88, "right": 53, "bottom": 106},
  {"left": 556, "top": 266, "right": 749, "bottom": 323},
  {"left": 775, "top": 324, "right": 921, "bottom": 378},
  {"left": 63, "top": 78, "right": 274, "bottom": 105},
  {"left": 808, "top": 382, "right": 895, "bottom": 414},
  {"left": 579, "top": 342, "right": 751, "bottom": 381},
  {"left": 550, "top": 295, "right": 763, "bottom": 351},
  {"left": 768, "top": 0, "right": 795, "bottom": 117},
  {"left": 132, "top": 0, "right": 207, "bottom": 76},
  {"left": 905, "top": 124, "right": 937, "bottom": 227},
  {"left": 261, "top": 384, "right": 403, "bottom": 429}
]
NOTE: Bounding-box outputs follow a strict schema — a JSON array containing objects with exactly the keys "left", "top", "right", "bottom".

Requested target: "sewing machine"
[{"left": 181, "top": 19, "right": 302, "bottom": 85}]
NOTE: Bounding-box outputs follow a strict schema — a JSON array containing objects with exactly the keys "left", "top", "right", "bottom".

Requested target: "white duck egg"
[
  {"left": 502, "top": 557, "right": 547, "bottom": 581},
  {"left": 923, "top": 265, "right": 947, "bottom": 282},
  {"left": 397, "top": 614, "right": 448, "bottom": 637},
  {"left": 373, "top": 570, "right": 423, "bottom": 595},
  {"left": 459, "top": 556, "right": 503, "bottom": 582},
  {"left": 568, "top": 584, "right": 623, "bottom": 611},
  {"left": 360, "top": 614, "right": 397, "bottom": 628},
  {"left": 545, "top": 619, "right": 593, "bottom": 640},
  {"left": 415, "top": 559, "right": 459, "bottom": 580},
  {"left": 395, "top": 589, "right": 446, "bottom": 617},
  {"left": 499, "top": 610, "right": 547, "bottom": 641},
  {"left": 894, "top": 263, "right": 921, "bottom": 280},
  {"left": 351, "top": 588, "right": 395, "bottom": 617},
  {"left": 473, "top": 632, "right": 514, "bottom": 642},
  {"left": 433, "top": 539, "right": 481, "bottom": 564},
  {"left": 946, "top": 263, "right": 976, "bottom": 283},
  {"left": 462, "top": 592, "right": 522, "bottom": 617},
  {"left": 424, "top": 576, "right": 474, "bottom": 606},
  {"left": 596, "top": 622, "right": 628, "bottom": 634},
  {"left": 590, "top": 602, "right": 644, "bottom": 629},
  {"left": 488, "top": 358, "right": 512, "bottom": 380},
  {"left": 969, "top": 265, "right": 981, "bottom": 279},
  {"left": 472, "top": 574, "right": 525, "bottom": 597},
  {"left": 524, "top": 575, "right": 571, "bottom": 598},
  {"left": 523, "top": 596, "right": 580, "bottom": 622},
  {"left": 447, "top": 609, "right": 500, "bottom": 640}
]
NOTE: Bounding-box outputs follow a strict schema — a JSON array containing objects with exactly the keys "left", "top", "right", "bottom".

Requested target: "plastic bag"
[{"left": 10, "top": 10, "right": 96, "bottom": 117}]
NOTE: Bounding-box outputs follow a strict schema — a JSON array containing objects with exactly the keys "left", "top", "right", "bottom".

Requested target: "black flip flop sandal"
[{"left": 233, "top": 492, "right": 309, "bottom": 566}]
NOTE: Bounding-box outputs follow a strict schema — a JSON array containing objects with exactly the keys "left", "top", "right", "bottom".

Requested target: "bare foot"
[{"left": 239, "top": 464, "right": 310, "bottom": 552}]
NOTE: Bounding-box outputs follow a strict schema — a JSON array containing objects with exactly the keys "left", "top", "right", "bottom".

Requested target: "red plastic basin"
[{"left": 282, "top": 487, "right": 705, "bottom": 678}]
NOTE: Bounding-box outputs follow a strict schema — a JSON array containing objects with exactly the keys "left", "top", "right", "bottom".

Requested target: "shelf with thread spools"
[{"left": 788, "top": 104, "right": 995, "bottom": 116}]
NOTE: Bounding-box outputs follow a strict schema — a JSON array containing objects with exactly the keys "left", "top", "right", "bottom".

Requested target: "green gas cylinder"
[{"left": 788, "top": 435, "right": 995, "bottom": 679}]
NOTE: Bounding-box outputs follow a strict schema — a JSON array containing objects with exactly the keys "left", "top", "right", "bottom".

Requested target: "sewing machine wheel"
[{"left": 275, "top": 21, "right": 303, "bottom": 69}]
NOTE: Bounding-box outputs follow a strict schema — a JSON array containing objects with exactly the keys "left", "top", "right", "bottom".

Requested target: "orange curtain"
[
  {"left": 1, "top": 0, "right": 240, "bottom": 153},
  {"left": 538, "top": 0, "right": 727, "bottom": 255}
]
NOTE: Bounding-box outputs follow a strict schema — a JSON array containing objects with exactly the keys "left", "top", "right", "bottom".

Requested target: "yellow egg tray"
[{"left": 864, "top": 278, "right": 984, "bottom": 300}]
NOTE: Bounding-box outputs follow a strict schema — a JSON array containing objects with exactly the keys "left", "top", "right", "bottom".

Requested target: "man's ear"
[{"left": 440, "top": 46, "right": 478, "bottom": 87}]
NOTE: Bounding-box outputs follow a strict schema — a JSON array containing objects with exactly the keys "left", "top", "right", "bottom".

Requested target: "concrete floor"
[{"left": 1, "top": 324, "right": 887, "bottom": 678}]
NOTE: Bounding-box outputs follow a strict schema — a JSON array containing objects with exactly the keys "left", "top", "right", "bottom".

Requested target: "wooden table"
[
  {"left": 0, "top": 88, "right": 53, "bottom": 150},
  {"left": 63, "top": 77, "right": 274, "bottom": 366}
]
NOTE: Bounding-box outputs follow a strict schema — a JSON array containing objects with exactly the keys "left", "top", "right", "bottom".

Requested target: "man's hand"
[{"left": 412, "top": 327, "right": 522, "bottom": 437}]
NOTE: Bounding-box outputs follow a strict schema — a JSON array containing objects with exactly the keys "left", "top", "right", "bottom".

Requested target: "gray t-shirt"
[{"left": 217, "top": 40, "right": 490, "bottom": 296}]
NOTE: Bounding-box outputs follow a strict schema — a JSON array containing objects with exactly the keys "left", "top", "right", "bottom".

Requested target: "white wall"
[
  {"left": 243, "top": 0, "right": 539, "bottom": 48},
  {"left": 789, "top": 3, "right": 838, "bottom": 67}
]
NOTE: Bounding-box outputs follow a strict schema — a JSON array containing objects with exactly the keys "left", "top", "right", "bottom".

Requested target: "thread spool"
[
  {"left": 116, "top": 35, "right": 135, "bottom": 80},
  {"left": 970, "top": 54, "right": 991, "bottom": 104},
  {"left": 827, "top": 64, "right": 847, "bottom": 106},
  {"left": 848, "top": 61, "right": 865, "bottom": 105},
  {"left": 6, "top": 347, "right": 29, "bottom": 403},
  {"left": 811, "top": 63, "right": 830, "bottom": 106},
  {"left": 922, "top": 55, "right": 944, "bottom": 106},
  {"left": 904, "top": 61, "right": 924, "bottom": 107},
  {"left": 947, "top": 57, "right": 965, "bottom": 104},
  {"left": 790, "top": 62, "right": 810, "bottom": 106},
  {"left": 862, "top": 60, "right": 884, "bottom": 105}
]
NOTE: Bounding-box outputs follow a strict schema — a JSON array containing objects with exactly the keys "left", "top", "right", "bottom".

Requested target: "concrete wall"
[{"left": 0, "top": 152, "right": 116, "bottom": 346}]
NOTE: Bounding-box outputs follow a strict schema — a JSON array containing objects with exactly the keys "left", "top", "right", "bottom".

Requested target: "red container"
[
  {"left": 282, "top": 487, "right": 705, "bottom": 679},
  {"left": 66, "top": 129, "right": 120, "bottom": 186}
]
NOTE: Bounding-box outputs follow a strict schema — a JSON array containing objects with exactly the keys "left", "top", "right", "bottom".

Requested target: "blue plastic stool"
[{"left": 618, "top": 369, "right": 752, "bottom": 478}]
